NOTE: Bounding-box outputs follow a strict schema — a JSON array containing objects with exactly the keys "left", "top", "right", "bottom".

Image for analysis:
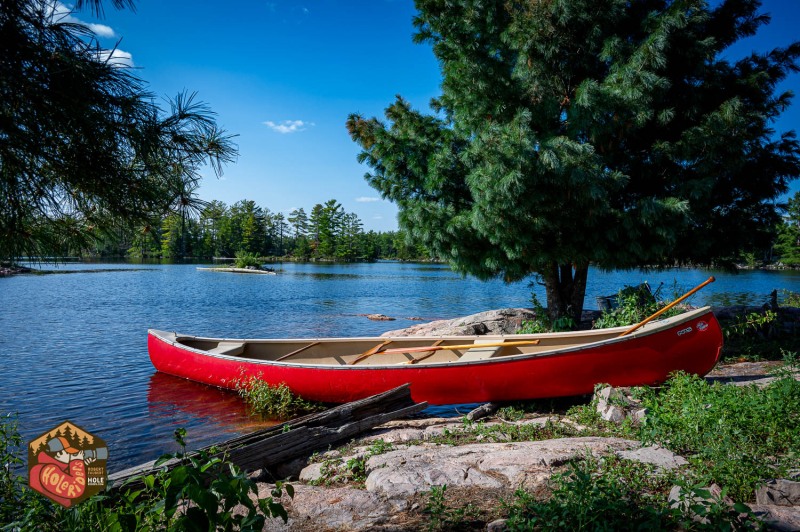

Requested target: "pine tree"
[
  {"left": 348, "top": 0, "right": 800, "bottom": 322},
  {"left": 774, "top": 191, "right": 800, "bottom": 266},
  {"left": 1, "top": 1, "right": 236, "bottom": 263}
]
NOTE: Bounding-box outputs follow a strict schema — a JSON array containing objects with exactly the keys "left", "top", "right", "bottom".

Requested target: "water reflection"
[
  {"left": 5, "top": 262, "right": 800, "bottom": 469},
  {"left": 147, "top": 372, "right": 276, "bottom": 434}
]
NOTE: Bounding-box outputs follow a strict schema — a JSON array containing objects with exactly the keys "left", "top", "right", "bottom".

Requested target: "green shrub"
[
  {"left": 233, "top": 251, "right": 262, "bottom": 269},
  {"left": 504, "top": 457, "right": 674, "bottom": 531},
  {"left": 779, "top": 289, "right": 800, "bottom": 307},
  {"left": 233, "top": 376, "right": 324, "bottom": 419},
  {"left": 593, "top": 283, "right": 685, "bottom": 329},
  {"left": 518, "top": 293, "right": 575, "bottom": 333},
  {"left": 1, "top": 414, "right": 57, "bottom": 529},
  {"left": 719, "top": 309, "right": 792, "bottom": 360},
  {"left": 503, "top": 455, "right": 759, "bottom": 531},
  {"left": 638, "top": 369, "right": 800, "bottom": 501}
]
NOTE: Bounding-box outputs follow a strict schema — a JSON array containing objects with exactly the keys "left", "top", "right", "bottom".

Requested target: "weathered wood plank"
[{"left": 109, "top": 384, "right": 425, "bottom": 485}]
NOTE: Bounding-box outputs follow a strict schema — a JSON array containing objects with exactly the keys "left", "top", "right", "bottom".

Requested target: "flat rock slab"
[
  {"left": 261, "top": 484, "right": 394, "bottom": 532},
  {"left": 616, "top": 445, "right": 688, "bottom": 471},
  {"left": 706, "top": 361, "right": 800, "bottom": 387},
  {"left": 748, "top": 504, "right": 800, "bottom": 532},
  {"left": 364, "top": 437, "right": 638, "bottom": 508},
  {"left": 276, "top": 434, "right": 697, "bottom": 530}
]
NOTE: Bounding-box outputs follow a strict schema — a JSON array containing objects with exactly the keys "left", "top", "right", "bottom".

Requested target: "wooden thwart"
[{"left": 276, "top": 341, "right": 320, "bottom": 361}]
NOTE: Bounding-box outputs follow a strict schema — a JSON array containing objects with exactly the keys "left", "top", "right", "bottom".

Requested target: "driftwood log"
[{"left": 109, "top": 384, "right": 426, "bottom": 487}]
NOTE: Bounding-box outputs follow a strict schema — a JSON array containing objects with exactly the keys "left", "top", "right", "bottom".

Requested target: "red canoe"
[{"left": 148, "top": 306, "right": 722, "bottom": 405}]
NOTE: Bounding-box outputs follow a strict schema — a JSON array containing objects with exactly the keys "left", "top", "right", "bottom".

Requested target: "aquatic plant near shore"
[{"left": 233, "top": 375, "right": 324, "bottom": 419}]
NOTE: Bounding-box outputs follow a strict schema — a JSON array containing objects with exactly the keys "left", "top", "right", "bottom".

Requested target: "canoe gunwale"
[{"left": 149, "top": 306, "right": 716, "bottom": 370}]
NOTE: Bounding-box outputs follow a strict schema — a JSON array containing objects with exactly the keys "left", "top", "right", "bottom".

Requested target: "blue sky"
[{"left": 74, "top": 0, "right": 799, "bottom": 232}]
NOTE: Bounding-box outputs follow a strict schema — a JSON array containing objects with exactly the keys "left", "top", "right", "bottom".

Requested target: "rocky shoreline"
[
  {"left": 226, "top": 308, "right": 800, "bottom": 531},
  {"left": 242, "top": 360, "right": 799, "bottom": 531},
  {"left": 0, "top": 264, "right": 33, "bottom": 276}
]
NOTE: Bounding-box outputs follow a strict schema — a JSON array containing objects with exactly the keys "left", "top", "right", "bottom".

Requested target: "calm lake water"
[{"left": 3, "top": 261, "right": 800, "bottom": 472}]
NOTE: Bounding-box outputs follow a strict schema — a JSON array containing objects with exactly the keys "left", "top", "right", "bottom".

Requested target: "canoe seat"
[
  {"left": 458, "top": 339, "right": 504, "bottom": 361},
  {"left": 208, "top": 342, "right": 246, "bottom": 356}
]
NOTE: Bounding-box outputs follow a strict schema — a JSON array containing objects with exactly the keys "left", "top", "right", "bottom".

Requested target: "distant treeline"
[{"left": 90, "top": 198, "right": 433, "bottom": 262}]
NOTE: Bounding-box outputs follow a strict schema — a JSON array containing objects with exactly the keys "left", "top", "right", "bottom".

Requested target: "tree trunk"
[{"left": 543, "top": 261, "right": 589, "bottom": 327}]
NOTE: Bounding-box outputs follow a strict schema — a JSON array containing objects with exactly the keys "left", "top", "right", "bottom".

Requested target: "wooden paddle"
[
  {"left": 380, "top": 339, "right": 540, "bottom": 355},
  {"left": 618, "top": 276, "right": 715, "bottom": 337},
  {"left": 405, "top": 339, "right": 445, "bottom": 364},
  {"left": 349, "top": 340, "right": 394, "bottom": 365}
]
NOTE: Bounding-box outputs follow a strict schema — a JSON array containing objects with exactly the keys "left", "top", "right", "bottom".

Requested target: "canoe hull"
[
  {"left": 148, "top": 309, "right": 723, "bottom": 404},
  {"left": 148, "top": 310, "right": 722, "bottom": 404}
]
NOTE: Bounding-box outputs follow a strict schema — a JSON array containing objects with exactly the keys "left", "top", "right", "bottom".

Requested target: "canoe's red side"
[{"left": 147, "top": 311, "right": 722, "bottom": 405}]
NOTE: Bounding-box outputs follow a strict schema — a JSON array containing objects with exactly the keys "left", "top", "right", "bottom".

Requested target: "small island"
[{"left": 197, "top": 266, "right": 276, "bottom": 275}]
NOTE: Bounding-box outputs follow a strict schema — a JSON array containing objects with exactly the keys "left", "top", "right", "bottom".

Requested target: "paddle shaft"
[
  {"left": 618, "top": 276, "right": 715, "bottom": 337},
  {"left": 379, "top": 339, "right": 540, "bottom": 355}
]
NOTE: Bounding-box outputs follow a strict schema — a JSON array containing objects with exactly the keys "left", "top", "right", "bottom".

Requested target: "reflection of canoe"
[
  {"left": 148, "top": 307, "right": 722, "bottom": 405},
  {"left": 146, "top": 372, "right": 275, "bottom": 433}
]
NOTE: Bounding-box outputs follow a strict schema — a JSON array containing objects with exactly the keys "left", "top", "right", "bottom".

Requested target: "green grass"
[
  {"left": 564, "top": 365, "right": 800, "bottom": 503},
  {"left": 502, "top": 455, "right": 760, "bottom": 531},
  {"left": 308, "top": 439, "right": 395, "bottom": 486},
  {"left": 637, "top": 369, "right": 800, "bottom": 501}
]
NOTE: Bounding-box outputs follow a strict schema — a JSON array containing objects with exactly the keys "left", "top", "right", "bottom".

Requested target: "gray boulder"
[
  {"left": 380, "top": 308, "right": 537, "bottom": 337},
  {"left": 756, "top": 479, "right": 800, "bottom": 507}
]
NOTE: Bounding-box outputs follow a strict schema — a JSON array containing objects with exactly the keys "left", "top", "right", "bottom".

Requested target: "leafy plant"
[
  {"left": 496, "top": 406, "right": 526, "bottom": 422},
  {"left": 0, "top": 420, "right": 293, "bottom": 530},
  {"left": 718, "top": 303, "right": 800, "bottom": 360},
  {"left": 518, "top": 293, "right": 576, "bottom": 333},
  {"left": 504, "top": 456, "right": 672, "bottom": 531},
  {"left": 233, "top": 375, "right": 324, "bottom": 419},
  {"left": 780, "top": 289, "right": 800, "bottom": 307},
  {"left": 503, "top": 455, "right": 760, "bottom": 531},
  {"left": 1, "top": 414, "right": 60, "bottom": 530},
  {"left": 310, "top": 439, "right": 394, "bottom": 486},
  {"left": 593, "top": 283, "right": 686, "bottom": 329},
  {"left": 724, "top": 310, "right": 778, "bottom": 339},
  {"left": 68, "top": 428, "right": 292, "bottom": 530}
]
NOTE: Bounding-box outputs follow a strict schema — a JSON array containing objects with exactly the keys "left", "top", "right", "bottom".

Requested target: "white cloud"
[
  {"left": 52, "top": 2, "right": 117, "bottom": 38},
  {"left": 96, "top": 48, "right": 134, "bottom": 67},
  {"left": 46, "top": 3, "right": 131, "bottom": 66},
  {"left": 356, "top": 196, "right": 381, "bottom": 203},
  {"left": 372, "top": 215, "right": 384, "bottom": 220},
  {"left": 85, "top": 22, "right": 116, "bottom": 38},
  {"left": 263, "top": 120, "right": 314, "bottom": 134}
]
